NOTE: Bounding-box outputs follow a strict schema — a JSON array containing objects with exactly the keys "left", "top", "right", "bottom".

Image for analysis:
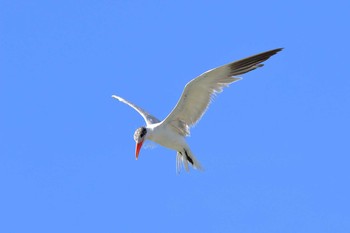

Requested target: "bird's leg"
[{"left": 183, "top": 149, "right": 194, "bottom": 165}]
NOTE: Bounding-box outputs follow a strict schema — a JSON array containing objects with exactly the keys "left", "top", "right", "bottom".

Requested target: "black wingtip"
[
  {"left": 273, "top": 48, "right": 284, "bottom": 53},
  {"left": 264, "top": 48, "right": 284, "bottom": 56}
]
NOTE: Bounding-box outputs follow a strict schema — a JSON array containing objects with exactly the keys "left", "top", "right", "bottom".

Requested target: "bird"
[{"left": 112, "top": 48, "right": 283, "bottom": 172}]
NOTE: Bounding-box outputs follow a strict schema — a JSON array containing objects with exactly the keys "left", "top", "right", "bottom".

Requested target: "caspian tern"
[{"left": 112, "top": 48, "right": 283, "bottom": 172}]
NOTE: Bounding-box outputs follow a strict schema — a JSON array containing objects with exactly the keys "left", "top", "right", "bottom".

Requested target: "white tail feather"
[{"left": 176, "top": 147, "right": 203, "bottom": 173}]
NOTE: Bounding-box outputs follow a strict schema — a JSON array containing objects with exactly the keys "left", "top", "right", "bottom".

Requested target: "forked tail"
[{"left": 176, "top": 147, "right": 203, "bottom": 173}]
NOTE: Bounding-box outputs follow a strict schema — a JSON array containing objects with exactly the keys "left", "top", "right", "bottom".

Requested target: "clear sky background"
[{"left": 1, "top": 1, "right": 350, "bottom": 232}]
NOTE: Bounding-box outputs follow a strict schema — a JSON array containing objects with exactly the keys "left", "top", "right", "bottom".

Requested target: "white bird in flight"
[{"left": 112, "top": 48, "right": 283, "bottom": 172}]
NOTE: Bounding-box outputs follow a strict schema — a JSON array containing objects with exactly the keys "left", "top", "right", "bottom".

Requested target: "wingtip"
[
  {"left": 111, "top": 95, "right": 119, "bottom": 100},
  {"left": 275, "top": 47, "right": 284, "bottom": 53}
]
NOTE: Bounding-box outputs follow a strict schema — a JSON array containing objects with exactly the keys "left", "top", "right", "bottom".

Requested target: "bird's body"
[
  {"left": 112, "top": 48, "right": 283, "bottom": 172},
  {"left": 146, "top": 123, "right": 186, "bottom": 152},
  {"left": 145, "top": 123, "right": 200, "bottom": 171}
]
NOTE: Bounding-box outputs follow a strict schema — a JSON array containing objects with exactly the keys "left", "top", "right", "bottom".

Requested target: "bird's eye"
[{"left": 140, "top": 128, "right": 147, "bottom": 138}]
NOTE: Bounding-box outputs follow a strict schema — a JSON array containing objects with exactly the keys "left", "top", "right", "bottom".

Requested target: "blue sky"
[{"left": 1, "top": 0, "right": 350, "bottom": 232}]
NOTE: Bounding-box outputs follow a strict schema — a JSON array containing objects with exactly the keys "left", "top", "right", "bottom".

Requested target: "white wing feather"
[
  {"left": 112, "top": 95, "right": 160, "bottom": 125},
  {"left": 162, "top": 48, "right": 283, "bottom": 136}
]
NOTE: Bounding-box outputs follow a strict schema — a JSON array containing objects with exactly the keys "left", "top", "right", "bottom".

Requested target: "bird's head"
[{"left": 133, "top": 127, "right": 147, "bottom": 160}]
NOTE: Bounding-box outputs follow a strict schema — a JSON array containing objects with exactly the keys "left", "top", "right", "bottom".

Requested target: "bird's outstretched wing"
[
  {"left": 112, "top": 95, "right": 161, "bottom": 125},
  {"left": 162, "top": 48, "right": 283, "bottom": 136}
]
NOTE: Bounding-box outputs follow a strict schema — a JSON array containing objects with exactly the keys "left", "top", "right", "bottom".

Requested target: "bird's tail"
[{"left": 176, "top": 147, "right": 203, "bottom": 173}]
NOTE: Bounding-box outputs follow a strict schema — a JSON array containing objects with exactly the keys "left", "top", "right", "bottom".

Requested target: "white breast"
[{"left": 146, "top": 123, "right": 187, "bottom": 151}]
